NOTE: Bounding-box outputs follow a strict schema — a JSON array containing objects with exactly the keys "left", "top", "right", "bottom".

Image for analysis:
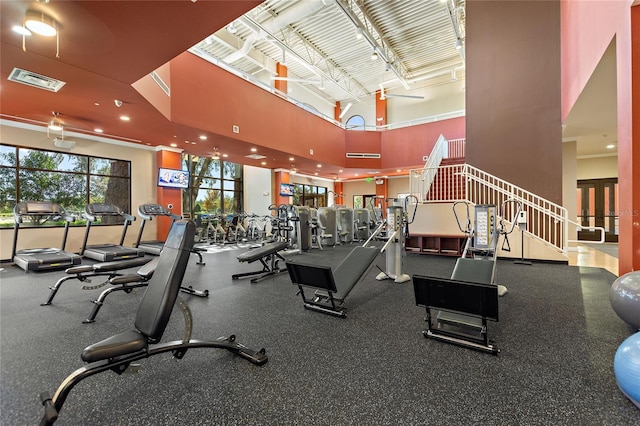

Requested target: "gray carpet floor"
[{"left": 1, "top": 243, "right": 638, "bottom": 425}]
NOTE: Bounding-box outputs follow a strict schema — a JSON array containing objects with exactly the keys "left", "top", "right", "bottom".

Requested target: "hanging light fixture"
[
  {"left": 25, "top": 10, "right": 57, "bottom": 36},
  {"left": 22, "top": 10, "right": 60, "bottom": 57},
  {"left": 47, "top": 112, "right": 64, "bottom": 139},
  {"left": 48, "top": 112, "right": 63, "bottom": 131},
  {"left": 455, "top": 38, "right": 463, "bottom": 50},
  {"left": 371, "top": 50, "right": 379, "bottom": 61}
]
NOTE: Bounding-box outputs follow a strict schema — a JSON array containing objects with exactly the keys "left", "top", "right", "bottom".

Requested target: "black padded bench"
[
  {"left": 286, "top": 246, "right": 379, "bottom": 317},
  {"left": 413, "top": 270, "right": 500, "bottom": 355},
  {"left": 39, "top": 220, "right": 267, "bottom": 425},
  {"left": 232, "top": 240, "right": 289, "bottom": 283}
]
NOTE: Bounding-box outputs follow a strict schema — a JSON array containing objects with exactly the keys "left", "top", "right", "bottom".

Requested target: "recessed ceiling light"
[
  {"left": 606, "top": 144, "right": 615, "bottom": 149},
  {"left": 199, "top": 135, "right": 207, "bottom": 140},
  {"left": 94, "top": 102, "right": 100, "bottom": 106},
  {"left": 170, "top": 143, "right": 177, "bottom": 147},
  {"left": 222, "top": 154, "right": 228, "bottom": 158},
  {"left": 317, "top": 164, "right": 322, "bottom": 168},
  {"left": 119, "top": 115, "right": 130, "bottom": 121},
  {"left": 261, "top": 161, "right": 267, "bottom": 165},
  {"left": 289, "top": 157, "right": 295, "bottom": 161},
  {"left": 355, "top": 174, "right": 359, "bottom": 177},
  {"left": 251, "top": 148, "right": 257, "bottom": 152},
  {"left": 12, "top": 25, "right": 31, "bottom": 36},
  {"left": 94, "top": 128, "right": 103, "bottom": 133},
  {"left": 339, "top": 169, "right": 343, "bottom": 173},
  {"left": 396, "top": 169, "right": 401, "bottom": 172},
  {"left": 314, "top": 172, "right": 318, "bottom": 176}
]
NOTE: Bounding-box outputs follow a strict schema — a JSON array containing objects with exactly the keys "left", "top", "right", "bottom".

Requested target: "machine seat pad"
[
  {"left": 237, "top": 241, "right": 288, "bottom": 263},
  {"left": 81, "top": 330, "right": 148, "bottom": 363},
  {"left": 92, "top": 257, "right": 151, "bottom": 273},
  {"left": 451, "top": 257, "right": 494, "bottom": 285},
  {"left": 330, "top": 246, "right": 379, "bottom": 300}
]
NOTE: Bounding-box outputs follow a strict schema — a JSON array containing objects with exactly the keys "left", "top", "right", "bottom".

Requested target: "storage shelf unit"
[{"left": 405, "top": 234, "right": 466, "bottom": 256}]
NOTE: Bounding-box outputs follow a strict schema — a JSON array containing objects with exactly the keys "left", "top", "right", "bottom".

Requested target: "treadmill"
[
  {"left": 134, "top": 203, "right": 206, "bottom": 265},
  {"left": 12, "top": 201, "right": 82, "bottom": 271},
  {"left": 134, "top": 203, "right": 181, "bottom": 255},
  {"left": 80, "top": 203, "right": 145, "bottom": 262}
]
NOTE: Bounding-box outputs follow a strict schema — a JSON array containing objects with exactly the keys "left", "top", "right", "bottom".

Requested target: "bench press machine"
[{"left": 39, "top": 221, "right": 267, "bottom": 425}]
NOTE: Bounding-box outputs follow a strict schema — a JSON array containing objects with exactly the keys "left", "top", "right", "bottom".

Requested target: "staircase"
[{"left": 410, "top": 135, "right": 569, "bottom": 256}]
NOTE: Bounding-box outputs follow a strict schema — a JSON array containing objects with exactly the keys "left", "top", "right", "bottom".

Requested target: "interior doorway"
[{"left": 577, "top": 178, "right": 618, "bottom": 242}]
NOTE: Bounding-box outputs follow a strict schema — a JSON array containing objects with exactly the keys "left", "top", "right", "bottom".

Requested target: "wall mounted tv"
[
  {"left": 279, "top": 183, "right": 295, "bottom": 196},
  {"left": 157, "top": 168, "right": 190, "bottom": 189}
]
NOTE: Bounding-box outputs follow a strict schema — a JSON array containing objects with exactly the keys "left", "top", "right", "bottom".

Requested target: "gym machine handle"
[{"left": 452, "top": 201, "right": 472, "bottom": 234}]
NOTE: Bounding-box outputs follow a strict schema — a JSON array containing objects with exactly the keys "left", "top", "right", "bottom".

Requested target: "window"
[
  {"left": 345, "top": 115, "right": 365, "bottom": 130},
  {"left": 292, "top": 184, "right": 327, "bottom": 208},
  {"left": 0, "top": 144, "right": 131, "bottom": 228},
  {"left": 182, "top": 154, "right": 243, "bottom": 217}
]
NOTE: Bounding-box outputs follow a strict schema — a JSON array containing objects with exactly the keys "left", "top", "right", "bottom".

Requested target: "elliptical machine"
[{"left": 452, "top": 199, "right": 521, "bottom": 296}]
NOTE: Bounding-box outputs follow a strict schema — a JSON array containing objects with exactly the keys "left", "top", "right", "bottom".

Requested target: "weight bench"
[
  {"left": 413, "top": 258, "right": 500, "bottom": 355},
  {"left": 42, "top": 257, "right": 209, "bottom": 324},
  {"left": 232, "top": 240, "right": 289, "bottom": 283},
  {"left": 39, "top": 220, "right": 267, "bottom": 425},
  {"left": 286, "top": 246, "right": 379, "bottom": 317}
]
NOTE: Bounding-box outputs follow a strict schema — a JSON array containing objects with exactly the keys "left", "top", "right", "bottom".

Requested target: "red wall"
[
  {"left": 169, "top": 52, "right": 346, "bottom": 167},
  {"left": 381, "top": 117, "right": 465, "bottom": 169}
]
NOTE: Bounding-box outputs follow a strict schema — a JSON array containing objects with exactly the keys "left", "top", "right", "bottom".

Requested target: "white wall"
[
  {"left": 243, "top": 165, "right": 273, "bottom": 216},
  {"left": 576, "top": 155, "right": 618, "bottom": 180}
]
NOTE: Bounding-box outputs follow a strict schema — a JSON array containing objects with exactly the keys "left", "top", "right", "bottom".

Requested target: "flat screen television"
[
  {"left": 157, "top": 168, "right": 190, "bottom": 189},
  {"left": 279, "top": 183, "right": 294, "bottom": 196}
]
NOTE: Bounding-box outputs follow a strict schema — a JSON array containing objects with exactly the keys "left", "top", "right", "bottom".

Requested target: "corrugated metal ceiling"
[{"left": 195, "top": 0, "right": 465, "bottom": 105}]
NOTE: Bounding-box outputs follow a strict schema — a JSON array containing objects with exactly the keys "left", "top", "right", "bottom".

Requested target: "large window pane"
[
  {"left": 19, "top": 170, "right": 86, "bottom": 205},
  {"left": 223, "top": 163, "right": 243, "bottom": 180},
  {"left": 199, "top": 177, "right": 221, "bottom": 189}
]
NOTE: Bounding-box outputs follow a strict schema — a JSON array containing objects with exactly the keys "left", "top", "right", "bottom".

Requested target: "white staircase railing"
[{"left": 411, "top": 163, "right": 569, "bottom": 255}]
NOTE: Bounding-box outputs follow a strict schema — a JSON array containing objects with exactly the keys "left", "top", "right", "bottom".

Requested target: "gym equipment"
[
  {"left": 336, "top": 207, "right": 354, "bottom": 244},
  {"left": 12, "top": 201, "right": 82, "bottom": 272},
  {"left": 286, "top": 245, "right": 380, "bottom": 317},
  {"left": 413, "top": 275, "right": 499, "bottom": 355},
  {"left": 39, "top": 220, "right": 267, "bottom": 425},
  {"left": 80, "top": 203, "right": 145, "bottom": 261},
  {"left": 294, "top": 206, "right": 312, "bottom": 251},
  {"left": 610, "top": 271, "right": 640, "bottom": 330},
  {"left": 317, "top": 207, "right": 337, "bottom": 246},
  {"left": 364, "top": 196, "right": 417, "bottom": 284},
  {"left": 232, "top": 240, "right": 290, "bottom": 283},
  {"left": 613, "top": 331, "right": 640, "bottom": 409},
  {"left": 412, "top": 199, "right": 521, "bottom": 354},
  {"left": 452, "top": 200, "right": 521, "bottom": 296},
  {"left": 353, "top": 208, "right": 371, "bottom": 242},
  {"left": 135, "top": 203, "right": 205, "bottom": 265},
  {"left": 41, "top": 257, "right": 152, "bottom": 306},
  {"left": 41, "top": 257, "right": 208, "bottom": 323}
]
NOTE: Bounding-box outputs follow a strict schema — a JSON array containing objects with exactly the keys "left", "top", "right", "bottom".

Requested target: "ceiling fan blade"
[{"left": 384, "top": 93, "right": 425, "bottom": 100}]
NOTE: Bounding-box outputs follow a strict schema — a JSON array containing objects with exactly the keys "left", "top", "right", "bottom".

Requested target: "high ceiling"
[
  {"left": 194, "top": 0, "right": 466, "bottom": 105},
  {"left": 0, "top": 1, "right": 616, "bottom": 181}
]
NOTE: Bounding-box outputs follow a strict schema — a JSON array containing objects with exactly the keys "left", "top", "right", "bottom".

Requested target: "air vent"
[
  {"left": 150, "top": 71, "right": 170, "bottom": 96},
  {"left": 346, "top": 152, "right": 381, "bottom": 159},
  {"left": 8, "top": 68, "right": 66, "bottom": 92},
  {"left": 245, "top": 154, "right": 267, "bottom": 160}
]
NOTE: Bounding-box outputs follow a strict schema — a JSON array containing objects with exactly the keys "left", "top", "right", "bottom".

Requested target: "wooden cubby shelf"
[{"left": 405, "top": 234, "right": 466, "bottom": 257}]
